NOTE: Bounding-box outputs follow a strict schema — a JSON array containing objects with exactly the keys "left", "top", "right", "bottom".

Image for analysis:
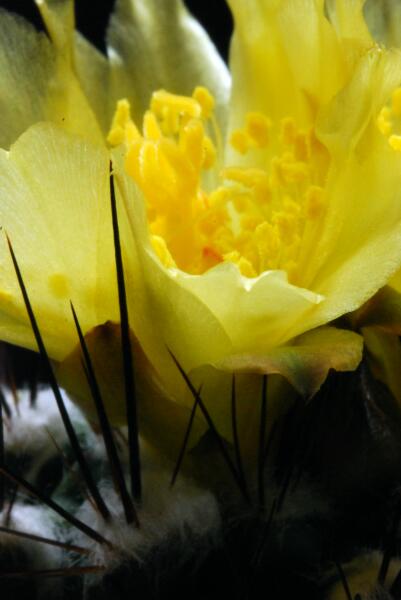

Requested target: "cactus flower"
[{"left": 1, "top": 0, "right": 401, "bottom": 444}]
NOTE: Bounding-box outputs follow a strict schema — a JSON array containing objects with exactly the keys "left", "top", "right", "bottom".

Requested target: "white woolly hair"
[
  {"left": 71, "top": 462, "right": 221, "bottom": 575},
  {"left": 2, "top": 386, "right": 97, "bottom": 478},
  {"left": 327, "top": 550, "right": 401, "bottom": 600},
  {"left": 0, "top": 503, "right": 63, "bottom": 597},
  {"left": 3, "top": 386, "right": 87, "bottom": 450}
]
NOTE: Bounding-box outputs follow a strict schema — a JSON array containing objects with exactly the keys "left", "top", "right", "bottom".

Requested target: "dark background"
[{"left": 0, "top": 0, "right": 233, "bottom": 61}]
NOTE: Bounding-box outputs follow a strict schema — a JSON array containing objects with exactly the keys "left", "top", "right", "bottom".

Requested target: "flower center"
[{"left": 108, "top": 88, "right": 329, "bottom": 283}]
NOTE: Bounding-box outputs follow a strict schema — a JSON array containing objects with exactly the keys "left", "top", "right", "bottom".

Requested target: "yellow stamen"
[
  {"left": 377, "top": 106, "right": 392, "bottom": 137},
  {"left": 202, "top": 137, "right": 217, "bottom": 170},
  {"left": 179, "top": 119, "right": 205, "bottom": 170},
  {"left": 151, "top": 90, "right": 201, "bottom": 135},
  {"left": 192, "top": 86, "right": 215, "bottom": 119},
  {"left": 245, "top": 112, "right": 272, "bottom": 147},
  {"left": 143, "top": 110, "right": 162, "bottom": 140},
  {"left": 107, "top": 99, "right": 140, "bottom": 146},
  {"left": 376, "top": 88, "right": 401, "bottom": 145},
  {"left": 108, "top": 86, "right": 329, "bottom": 282},
  {"left": 389, "top": 134, "right": 401, "bottom": 152},
  {"left": 230, "top": 129, "right": 250, "bottom": 154}
]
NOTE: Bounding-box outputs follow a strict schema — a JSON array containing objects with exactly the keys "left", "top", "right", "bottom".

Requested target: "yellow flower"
[
  {"left": 106, "top": 0, "right": 401, "bottom": 412},
  {"left": 1, "top": 0, "right": 401, "bottom": 449},
  {"left": 0, "top": 0, "right": 229, "bottom": 359}
]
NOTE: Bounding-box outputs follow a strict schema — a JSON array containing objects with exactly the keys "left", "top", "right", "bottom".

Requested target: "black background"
[{"left": 0, "top": 0, "right": 233, "bottom": 61}]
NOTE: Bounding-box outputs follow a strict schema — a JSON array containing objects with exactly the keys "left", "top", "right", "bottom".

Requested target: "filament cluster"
[{"left": 108, "top": 87, "right": 330, "bottom": 284}]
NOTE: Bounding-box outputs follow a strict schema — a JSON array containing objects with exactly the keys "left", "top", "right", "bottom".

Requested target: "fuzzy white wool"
[
  {"left": 2, "top": 386, "right": 87, "bottom": 451},
  {"left": 73, "top": 464, "right": 221, "bottom": 571},
  {"left": 0, "top": 503, "right": 61, "bottom": 562},
  {"left": 0, "top": 503, "right": 63, "bottom": 597}
]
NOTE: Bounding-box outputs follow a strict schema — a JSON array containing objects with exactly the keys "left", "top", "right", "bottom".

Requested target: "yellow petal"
[
  {"left": 227, "top": 0, "right": 355, "bottom": 135},
  {"left": 363, "top": 326, "right": 401, "bottom": 405},
  {"left": 325, "top": 0, "right": 373, "bottom": 50},
  {"left": 352, "top": 286, "right": 401, "bottom": 334},
  {"left": 0, "top": 123, "right": 117, "bottom": 360},
  {"left": 296, "top": 49, "right": 401, "bottom": 332},
  {"left": 365, "top": 0, "right": 401, "bottom": 48},
  {"left": 214, "top": 326, "right": 363, "bottom": 397},
  {"left": 36, "top": 0, "right": 75, "bottom": 56},
  {"left": 304, "top": 149, "right": 401, "bottom": 330},
  {"left": 176, "top": 265, "right": 323, "bottom": 354},
  {"left": 316, "top": 47, "right": 401, "bottom": 157},
  {"left": 0, "top": 9, "right": 103, "bottom": 148},
  {"left": 389, "top": 267, "right": 401, "bottom": 294},
  {"left": 73, "top": 33, "right": 111, "bottom": 135},
  {"left": 107, "top": 0, "right": 230, "bottom": 130},
  {"left": 36, "top": 0, "right": 112, "bottom": 136}
]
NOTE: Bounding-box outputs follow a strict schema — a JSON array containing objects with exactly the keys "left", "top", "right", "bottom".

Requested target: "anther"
[
  {"left": 108, "top": 88, "right": 329, "bottom": 281},
  {"left": 377, "top": 106, "right": 392, "bottom": 137},
  {"left": 143, "top": 111, "right": 162, "bottom": 140},
  {"left": 107, "top": 99, "right": 139, "bottom": 146},
  {"left": 389, "top": 134, "right": 401, "bottom": 152},
  {"left": 202, "top": 137, "right": 217, "bottom": 169},
  {"left": 245, "top": 112, "right": 272, "bottom": 147},
  {"left": 151, "top": 90, "right": 201, "bottom": 130},
  {"left": 193, "top": 86, "right": 215, "bottom": 119},
  {"left": 230, "top": 129, "right": 251, "bottom": 154}
]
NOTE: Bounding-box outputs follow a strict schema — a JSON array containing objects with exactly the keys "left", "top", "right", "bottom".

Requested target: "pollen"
[{"left": 108, "top": 86, "right": 329, "bottom": 282}]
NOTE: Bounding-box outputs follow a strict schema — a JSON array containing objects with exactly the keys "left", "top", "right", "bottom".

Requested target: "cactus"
[
  {"left": 1, "top": 363, "right": 401, "bottom": 599},
  {"left": 1, "top": 2, "right": 401, "bottom": 598}
]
